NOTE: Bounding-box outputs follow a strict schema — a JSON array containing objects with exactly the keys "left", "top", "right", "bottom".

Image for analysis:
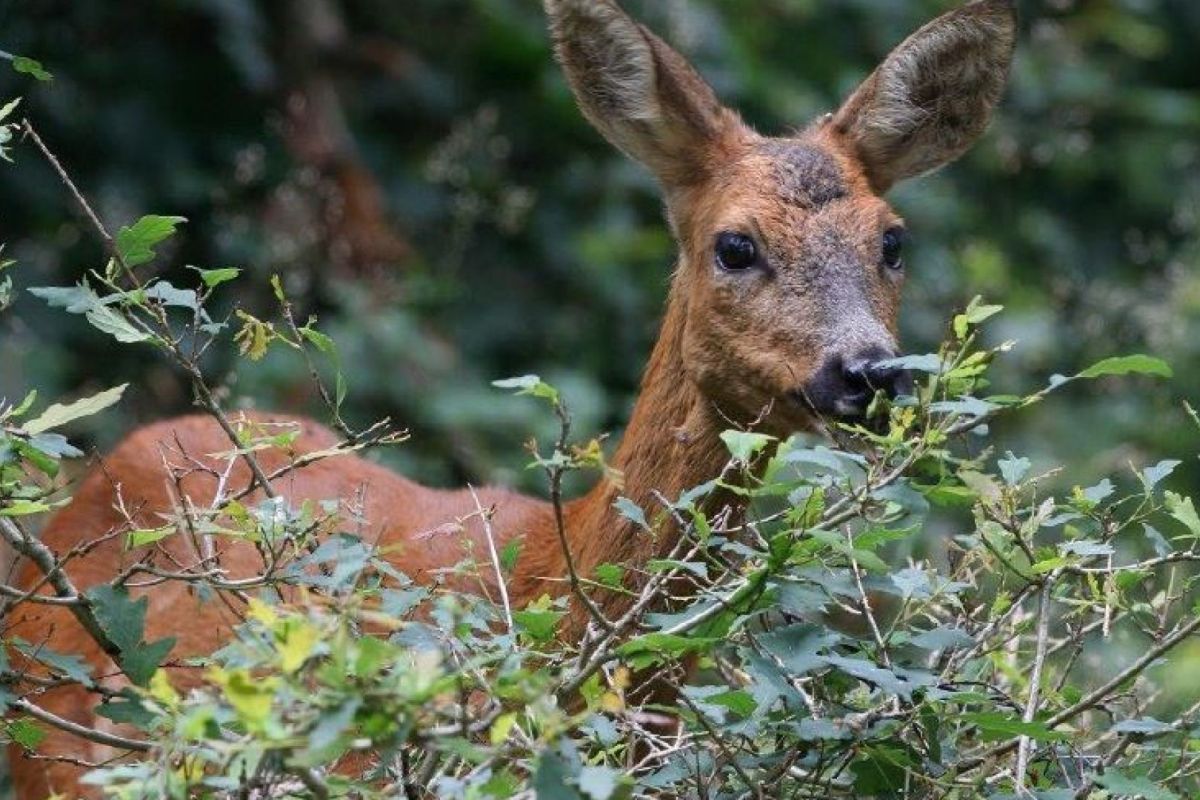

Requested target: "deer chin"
[{"left": 785, "top": 388, "right": 887, "bottom": 433}]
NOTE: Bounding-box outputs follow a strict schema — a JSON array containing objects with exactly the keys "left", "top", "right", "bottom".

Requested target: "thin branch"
[
  {"left": 544, "top": 398, "right": 613, "bottom": 632},
  {"left": 1015, "top": 579, "right": 1053, "bottom": 792},
  {"left": 957, "top": 611, "right": 1200, "bottom": 774},
  {"left": 10, "top": 697, "right": 151, "bottom": 752},
  {"left": 0, "top": 516, "right": 120, "bottom": 657},
  {"left": 470, "top": 485, "right": 513, "bottom": 633}
]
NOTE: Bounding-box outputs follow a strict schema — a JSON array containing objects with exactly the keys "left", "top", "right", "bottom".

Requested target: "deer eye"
[
  {"left": 882, "top": 227, "right": 906, "bottom": 270},
  {"left": 715, "top": 232, "right": 758, "bottom": 271}
]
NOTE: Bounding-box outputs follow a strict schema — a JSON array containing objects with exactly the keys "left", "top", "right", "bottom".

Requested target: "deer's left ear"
[
  {"left": 832, "top": 0, "right": 1017, "bottom": 192},
  {"left": 545, "top": 0, "right": 738, "bottom": 188}
]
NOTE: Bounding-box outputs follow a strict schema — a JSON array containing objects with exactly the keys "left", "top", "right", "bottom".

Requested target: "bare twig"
[
  {"left": 1015, "top": 579, "right": 1053, "bottom": 793},
  {"left": 469, "top": 485, "right": 513, "bottom": 633}
]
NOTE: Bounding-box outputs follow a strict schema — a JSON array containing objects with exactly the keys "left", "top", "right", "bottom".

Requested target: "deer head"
[{"left": 546, "top": 0, "right": 1016, "bottom": 433}]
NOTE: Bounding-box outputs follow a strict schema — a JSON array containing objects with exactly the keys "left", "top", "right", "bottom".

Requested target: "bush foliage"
[{"left": 4, "top": 55, "right": 1200, "bottom": 799}]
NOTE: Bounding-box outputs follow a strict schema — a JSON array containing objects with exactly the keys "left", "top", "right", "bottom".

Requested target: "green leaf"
[
  {"left": 850, "top": 744, "right": 915, "bottom": 796},
  {"left": 493, "top": 374, "right": 560, "bottom": 404},
  {"left": 1077, "top": 354, "right": 1173, "bottom": 380},
  {"left": 86, "top": 584, "right": 148, "bottom": 653},
  {"left": 300, "top": 326, "right": 336, "bottom": 354},
  {"left": 126, "top": 525, "right": 175, "bottom": 549},
  {"left": 12, "top": 641, "right": 93, "bottom": 685},
  {"left": 480, "top": 769, "right": 521, "bottom": 798},
  {"left": 29, "top": 284, "right": 151, "bottom": 344},
  {"left": 23, "top": 384, "right": 127, "bottom": 435},
  {"left": 190, "top": 266, "right": 241, "bottom": 288},
  {"left": 1031, "top": 556, "right": 1069, "bottom": 574},
  {"left": 335, "top": 372, "right": 348, "bottom": 409},
  {"left": 0, "top": 97, "right": 20, "bottom": 162},
  {"left": 593, "top": 563, "right": 624, "bottom": 588},
  {"left": 9, "top": 389, "right": 37, "bottom": 419},
  {"left": 1142, "top": 460, "right": 1181, "bottom": 491},
  {"left": 960, "top": 712, "right": 1067, "bottom": 742},
  {"left": 877, "top": 353, "right": 943, "bottom": 374},
  {"left": 500, "top": 540, "right": 522, "bottom": 573},
  {"left": 1111, "top": 718, "right": 1176, "bottom": 737},
  {"left": 0, "top": 499, "right": 52, "bottom": 517},
  {"left": 115, "top": 215, "right": 187, "bottom": 267},
  {"left": 577, "top": 765, "right": 620, "bottom": 800},
  {"left": 1165, "top": 492, "right": 1200, "bottom": 540},
  {"left": 14, "top": 438, "right": 62, "bottom": 476},
  {"left": 28, "top": 284, "right": 101, "bottom": 314},
  {"left": 953, "top": 298, "right": 1003, "bottom": 338},
  {"left": 965, "top": 299, "right": 1004, "bottom": 325},
  {"left": 0, "top": 96, "right": 19, "bottom": 124},
  {"left": 144, "top": 281, "right": 199, "bottom": 311},
  {"left": 513, "top": 608, "right": 564, "bottom": 643},
  {"left": 489, "top": 712, "right": 518, "bottom": 746},
  {"left": 534, "top": 749, "right": 581, "bottom": 800},
  {"left": 1094, "top": 771, "right": 1180, "bottom": 800},
  {"left": 4, "top": 718, "right": 46, "bottom": 750},
  {"left": 28, "top": 432, "right": 82, "bottom": 459},
  {"left": 618, "top": 632, "right": 719, "bottom": 663},
  {"left": 910, "top": 626, "right": 974, "bottom": 651},
  {"left": 96, "top": 699, "right": 158, "bottom": 730},
  {"left": 719, "top": 430, "right": 775, "bottom": 462},
  {"left": 295, "top": 698, "right": 360, "bottom": 765},
  {"left": 121, "top": 638, "right": 175, "bottom": 686},
  {"left": 998, "top": 452, "right": 1031, "bottom": 486},
  {"left": 613, "top": 496, "right": 649, "bottom": 530},
  {"left": 11, "top": 56, "right": 51, "bottom": 81},
  {"left": 352, "top": 636, "right": 393, "bottom": 680},
  {"left": 87, "top": 304, "right": 151, "bottom": 343}
]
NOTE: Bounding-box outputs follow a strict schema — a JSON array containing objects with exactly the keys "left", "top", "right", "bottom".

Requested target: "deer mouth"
[
  {"left": 787, "top": 386, "right": 899, "bottom": 434},
  {"left": 790, "top": 388, "right": 869, "bottom": 423}
]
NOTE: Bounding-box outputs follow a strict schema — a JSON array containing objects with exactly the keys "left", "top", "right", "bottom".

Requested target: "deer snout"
[{"left": 800, "top": 346, "right": 912, "bottom": 420}]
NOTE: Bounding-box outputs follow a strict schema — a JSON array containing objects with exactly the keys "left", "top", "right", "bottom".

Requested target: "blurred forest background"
[{"left": 0, "top": 1, "right": 1198, "bottom": 513}]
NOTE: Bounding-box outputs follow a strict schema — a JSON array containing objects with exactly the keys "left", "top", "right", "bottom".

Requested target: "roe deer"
[{"left": 5, "top": 0, "right": 1016, "bottom": 796}]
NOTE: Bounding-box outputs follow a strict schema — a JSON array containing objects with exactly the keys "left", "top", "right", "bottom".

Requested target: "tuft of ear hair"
[
  {"left": 544, "top": 0, "right": 737, "bottom": 187},
  {"left": 832, "top": 0, "right": 1018, "bottom": 192}
]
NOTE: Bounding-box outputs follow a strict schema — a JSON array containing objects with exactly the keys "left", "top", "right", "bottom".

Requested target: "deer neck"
[{"left": 538, "top": 285, "right": 737, "bottom": 614}]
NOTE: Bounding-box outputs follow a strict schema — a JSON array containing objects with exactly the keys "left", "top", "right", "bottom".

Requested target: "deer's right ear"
[{"left": 545, "top": 0, "right": 735, "bottom": 187}]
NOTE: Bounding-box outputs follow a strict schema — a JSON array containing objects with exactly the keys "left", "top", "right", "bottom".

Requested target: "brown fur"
[{"left": 5, "top": 1, "right": 1015, "bottom": 796}]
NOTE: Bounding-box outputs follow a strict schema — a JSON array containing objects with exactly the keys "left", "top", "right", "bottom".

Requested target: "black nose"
[{"left": 798, "top": 347, "right": 912, "bottom": 420}]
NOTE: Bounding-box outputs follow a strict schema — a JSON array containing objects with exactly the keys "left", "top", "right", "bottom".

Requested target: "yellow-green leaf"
[
  {"left": 24, "top": 384, "right": 128, "bottom": 435},
  {"left": 278, "top": 619, "right": 320, "bottom": 674}
]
